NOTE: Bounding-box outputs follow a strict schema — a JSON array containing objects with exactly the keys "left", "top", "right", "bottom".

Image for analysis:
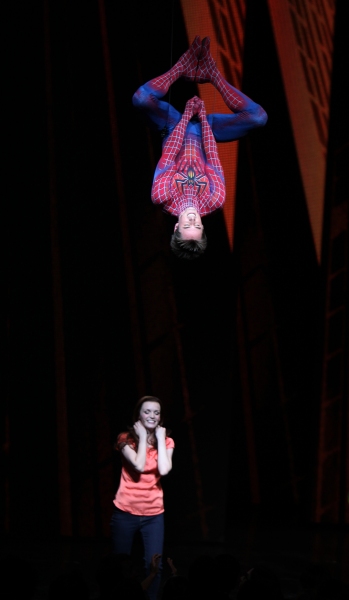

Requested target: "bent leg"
[
  {"left": 132, "top": 36, "right": 204, "bottom": 133},
  {"left": 208, "top": 109, "right": 267, "bottom": 142},
  {"left": 132, "top": 83, "right": 182, "bottom": 133},
  {"left": 187, "top": 37, "right": 268, "bottom": 137}
]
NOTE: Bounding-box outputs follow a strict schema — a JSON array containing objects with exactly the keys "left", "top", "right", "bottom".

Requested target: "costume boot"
[
  {"left": 148, "top": 36, "right": 202, "bottom": 94},
  {"left": 188, "top": 37, "right": 250, "bottom": 111}
]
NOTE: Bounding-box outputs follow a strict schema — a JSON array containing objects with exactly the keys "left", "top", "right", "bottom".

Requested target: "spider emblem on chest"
[{"left": 174, "top": 166, "right": 207, "bottom": 196}]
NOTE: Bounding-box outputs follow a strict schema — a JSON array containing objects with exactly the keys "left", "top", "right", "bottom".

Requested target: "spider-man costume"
[{"left": 133, "top": 36, "right": 267, "bottom": 217}]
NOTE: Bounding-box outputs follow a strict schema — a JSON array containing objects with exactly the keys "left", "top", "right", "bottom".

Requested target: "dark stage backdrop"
[{"left": 3, "top": 0, "right": 348, "bottom": 545}]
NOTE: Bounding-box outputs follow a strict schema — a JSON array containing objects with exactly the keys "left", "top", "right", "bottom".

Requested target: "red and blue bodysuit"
[{"left": 132, "top": 36, "right": 268, "bottom": 218}]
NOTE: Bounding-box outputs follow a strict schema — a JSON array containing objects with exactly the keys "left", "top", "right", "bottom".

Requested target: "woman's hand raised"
[
  {"left": 155, "top": 425, "right": 166, "bottom": 441},
  {"left": 133, "top": 420, "right": 147, "bottom": 440}
]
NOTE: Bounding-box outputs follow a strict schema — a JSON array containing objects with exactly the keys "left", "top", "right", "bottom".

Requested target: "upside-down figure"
[{"left": 133, "top": 35, "right": 268, "bottom": 260}]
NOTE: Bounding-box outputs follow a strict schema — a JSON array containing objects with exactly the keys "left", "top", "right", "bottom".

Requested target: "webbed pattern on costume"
[
  {"left": 148, "top": 36, "right": 203, "bottom": 93},
  {"left": 174, "top": 165, "right": 208, "bottom": 196},
  {"left": 171, "top": 174, "right": 210, "bottom": 205},
  {"left": 151, "top": 115, "right": 225, "bottom": 216},
  {"left": 151, "top": 172, "right": 224, "bottom": 217}
]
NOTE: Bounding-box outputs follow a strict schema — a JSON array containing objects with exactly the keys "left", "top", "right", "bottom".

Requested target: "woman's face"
[{"left": 139, "top": 401, "right": 161, "bottom": 431}]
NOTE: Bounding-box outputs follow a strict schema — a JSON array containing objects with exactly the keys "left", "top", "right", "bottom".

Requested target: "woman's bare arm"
[
  {"left": 155, "top": 427, "right": 173, "bottom": 475},
  {"left": 121, "top": 421, "right": 147, "bottom": 472}
]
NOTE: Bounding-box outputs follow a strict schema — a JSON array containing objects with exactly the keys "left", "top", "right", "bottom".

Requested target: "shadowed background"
[{"left": 2, "top": 0, "right": 348, "bottom": 588}]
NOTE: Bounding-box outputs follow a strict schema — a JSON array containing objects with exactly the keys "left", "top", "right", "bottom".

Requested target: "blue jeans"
[{"left": 110, "top": 507, "right": 164, "bottom": 600}]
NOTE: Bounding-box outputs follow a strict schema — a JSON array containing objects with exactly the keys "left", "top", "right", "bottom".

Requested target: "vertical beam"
[
  {"left": 43, "top": 0, "right": 72, "bottom": 536},
  {"left": 315, "top": 0, "right": 349, "bottom": 523},
  {"left": 267, "top": 0, "right": 336, "bottom": 262},
  {"left": 97, "top": 0, "right": 145, "bottom": 395}
]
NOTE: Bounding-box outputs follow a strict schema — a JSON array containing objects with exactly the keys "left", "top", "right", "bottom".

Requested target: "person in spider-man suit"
[{"left": 133, "top": 35, "right": 268, "bottom": 260}]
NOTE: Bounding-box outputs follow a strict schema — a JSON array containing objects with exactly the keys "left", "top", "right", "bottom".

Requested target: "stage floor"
[{"left": 1, "top": 522, "right": 348, "bottom": 599}]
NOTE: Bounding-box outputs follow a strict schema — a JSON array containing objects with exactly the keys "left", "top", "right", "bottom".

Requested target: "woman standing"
[{"left": 110, "top": 396, "right": 175, "bottom": 600}]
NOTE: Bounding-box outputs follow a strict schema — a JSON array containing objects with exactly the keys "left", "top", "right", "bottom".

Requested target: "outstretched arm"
[
  {"left": 196, "top": 97, "right": 224, "bottom": 176},
  {"left": 194, "top": 97, "right": 226, "bottom": 208},
  {"left": 151, "top": 104, "right": 193, "bottom": 204}
]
